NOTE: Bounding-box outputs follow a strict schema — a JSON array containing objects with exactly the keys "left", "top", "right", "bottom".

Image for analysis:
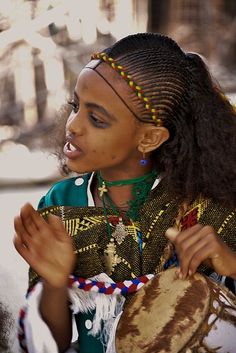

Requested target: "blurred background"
[{"left": 0, "top": 0, "right": 236, "bottom": 352}]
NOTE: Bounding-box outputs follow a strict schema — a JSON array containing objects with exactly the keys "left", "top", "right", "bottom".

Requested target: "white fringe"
[
  {"left": 105, "top": 311, "right": 123, "bottom": 353},
  {"left": 68, "top": 273, "right": 126, "bottom": 352}
]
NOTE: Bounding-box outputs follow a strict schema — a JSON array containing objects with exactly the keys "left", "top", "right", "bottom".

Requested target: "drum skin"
[{"left": 115, "top": 268, "right": 236, "bottom": 353}]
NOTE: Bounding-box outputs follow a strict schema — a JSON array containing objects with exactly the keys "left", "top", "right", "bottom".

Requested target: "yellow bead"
[
  {"left": 143, "top": 97, "right": 148, "bottom": 102},
  {"left": 129, "top": 81, "right": 134, "bottom": 87},
  {"left": 136, "top": 86, "right": 141, "bottom": 90},
  {"left": 138, "top": 92, "right": 142, "bottom": 98}
]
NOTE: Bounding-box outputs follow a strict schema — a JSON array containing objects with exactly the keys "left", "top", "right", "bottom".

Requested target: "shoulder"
[
  {"left": 181, "top": 197, "right": 236, "bottom": 251},
  {"left": 38, "top": 174, "right": 92, "bottom": 209}
]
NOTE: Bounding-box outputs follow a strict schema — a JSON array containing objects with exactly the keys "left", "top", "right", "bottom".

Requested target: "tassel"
[{"left": 68, "top": 273, "right": 126, "bottom": 349}]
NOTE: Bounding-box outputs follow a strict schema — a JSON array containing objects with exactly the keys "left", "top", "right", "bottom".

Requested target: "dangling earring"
[{"left": 140, "top": 151, "right": 148, "bottom": 166}]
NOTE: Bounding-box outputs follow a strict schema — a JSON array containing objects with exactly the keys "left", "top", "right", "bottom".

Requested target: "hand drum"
[{"left": 115, "top": 268, "right": 236, "bottom": 352}]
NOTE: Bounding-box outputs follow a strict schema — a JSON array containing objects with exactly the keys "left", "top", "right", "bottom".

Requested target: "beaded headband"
[{"left": 91, "top": 52, "right": 162, "bottom": 126}]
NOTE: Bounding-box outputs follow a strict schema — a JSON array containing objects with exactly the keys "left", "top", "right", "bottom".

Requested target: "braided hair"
[{"left": 98, "top": 33, "right": 236, "bottom": 207}]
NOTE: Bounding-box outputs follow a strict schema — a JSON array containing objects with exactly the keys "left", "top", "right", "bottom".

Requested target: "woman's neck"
[
  {"left": 93, "top": 165, "right": 156, "bottom": 208},
  {"left": 93, "top": 178, "right": 133, "bottom": 208},
  {"left": 98, "top": 163, "right": 154, "bottom": 183}
]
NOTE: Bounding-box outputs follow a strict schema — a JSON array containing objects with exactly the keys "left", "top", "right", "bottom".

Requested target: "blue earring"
[{"left": 140, "top": 152, "right": 148, "bottom": 166}]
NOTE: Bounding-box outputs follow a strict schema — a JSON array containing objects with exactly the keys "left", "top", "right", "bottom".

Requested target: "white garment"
[{"left": 23, "top": 282, "right": 77, "bottom": 353}]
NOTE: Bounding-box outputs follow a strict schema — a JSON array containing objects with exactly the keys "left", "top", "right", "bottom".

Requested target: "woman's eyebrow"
[
  {"left": 85, "top": 102, "right": 117, "bottom": 122},
  {"left": 73, "top": 91, "right": 117, "bottom": 122}
]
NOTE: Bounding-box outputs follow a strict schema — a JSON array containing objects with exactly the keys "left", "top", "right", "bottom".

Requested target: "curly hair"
[
  {"left": 55, "top": 33, "right": 236, "bottom": 207},
  {"left": 98, "top": 33, "right": 236, "bottom": 207}
]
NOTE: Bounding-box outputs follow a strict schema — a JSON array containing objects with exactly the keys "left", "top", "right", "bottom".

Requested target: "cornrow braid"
[
  {"left": 91, "top": 52, "right": 162, "bottom": 126},
  {"left": 100, "top": 34, "right": 190, "bottom": 130}
]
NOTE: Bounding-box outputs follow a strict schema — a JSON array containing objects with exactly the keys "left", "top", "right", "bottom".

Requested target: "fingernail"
[
  {"left": 189, "top": 270, "right": 192, "bottom": 276},
  {"left": 178, "top": 272, "right": 183, "bottom": 279},
  {"left": 165, "top": 227, "right": 179, "bottom": 241}
]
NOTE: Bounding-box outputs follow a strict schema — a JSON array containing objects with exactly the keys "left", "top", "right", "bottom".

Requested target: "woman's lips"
[{"left": 63, "top": 141, "right": 83, "bottom": 159}]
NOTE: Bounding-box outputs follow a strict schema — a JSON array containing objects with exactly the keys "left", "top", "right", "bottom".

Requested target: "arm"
[
  {"left": 166, "top": 224, "right": 236, "bottom": 280},
  {"left": 14, "top": 203, "right": 76, "bottom": 352},
  {"left": 40, "top": 283, "right": 72, "bottom": 353}
]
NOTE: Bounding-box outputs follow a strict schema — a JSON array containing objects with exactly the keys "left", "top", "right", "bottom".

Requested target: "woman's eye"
[
  {"left": 67, "top": 100, "right": 79, "bottom": 113},
  {"left": 89, "top": 114, "right": 108, "bottom": 128}
]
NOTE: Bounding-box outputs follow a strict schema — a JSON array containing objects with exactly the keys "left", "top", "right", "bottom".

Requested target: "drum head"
[{"left": 115, "top": 268, "right": 210, "bottom": 353}]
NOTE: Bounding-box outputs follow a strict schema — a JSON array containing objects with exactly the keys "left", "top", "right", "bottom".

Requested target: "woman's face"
[{"left": 63, "top": 61, "right": 147, "bottom": 177}]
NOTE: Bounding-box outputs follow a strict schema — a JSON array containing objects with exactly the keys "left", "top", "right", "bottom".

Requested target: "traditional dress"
[{"left": 19, "top": 173, "right": 236, "bottom": 353}]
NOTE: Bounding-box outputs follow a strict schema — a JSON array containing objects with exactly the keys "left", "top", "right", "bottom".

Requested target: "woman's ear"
[{"left": 138, "top": 125, "right": 170, "bottom": 153}]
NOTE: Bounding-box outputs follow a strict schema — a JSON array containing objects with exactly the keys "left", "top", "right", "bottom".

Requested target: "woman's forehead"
[
  {"left": 76, "top": 63, "right": 125, "bottom": 94},
  {"left": 76, "top": 61, "right": 141, "bottom": 114},
  {"left": 83, "top": 60, "right": 127, "bottom": 85},
  {"left": 73, "top": 64, "right": 139, "bottom": 122},
  {"left": 81, "top": 58, "right": 161, "bottom": 126}
]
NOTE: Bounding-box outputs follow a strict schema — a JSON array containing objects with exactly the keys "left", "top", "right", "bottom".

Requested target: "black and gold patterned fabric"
[{"left": 29, "top": 181, "right": 236, "bottom": 289}]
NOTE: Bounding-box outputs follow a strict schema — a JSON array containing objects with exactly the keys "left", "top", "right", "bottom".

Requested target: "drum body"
[{"left": 115, "top": 268, "right": 236, "bottom": 353}]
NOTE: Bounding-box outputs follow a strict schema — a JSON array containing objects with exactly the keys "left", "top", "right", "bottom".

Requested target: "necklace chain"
[
  {"left": 97, "top": 170, "right": 158, "bottom": 240},
  {"left": 97, "top": 170, "right": 157, "bottom": 189}
]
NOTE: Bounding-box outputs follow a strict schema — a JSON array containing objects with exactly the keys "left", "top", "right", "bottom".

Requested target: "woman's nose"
[{"left": 66, "top": 111, "right": 84, "bottom": 135}]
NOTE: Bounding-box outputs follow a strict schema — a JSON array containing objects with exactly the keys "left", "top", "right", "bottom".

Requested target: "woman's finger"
[
  {"left": 176, "top": 224, "right": 203, "bottom": 243},
  {"left": 165, "top": 227, "right": 179, "bottom": 242},
  {"left": 187, "top": 241, "right": 221, "bottom": 276},
  {"left": 14, "top": 215, "right": 32, "bottom": 248},
  {"left": 13, "top": 233, "right": 40, "bottom": 269},
  {"left": 20, "top": 205, "right": 39, "bottom": 237},
  {"left": 178, "top": 234, "right": 214, "bottom": 278},
  {"left": 166, "top": 224, "right": 217, "bottom": 279},
  {"left": 47, "top": 214, "right": 67, "bottom": 240},
  {"left": 20, "top": 203, "right": 45, "bottom": 231},
  {"left": 13, "top": 233, "right": 30, "bottom": 259}
]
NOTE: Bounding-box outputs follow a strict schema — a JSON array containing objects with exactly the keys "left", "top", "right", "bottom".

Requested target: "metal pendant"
[
  {"left": 98, "top": 181, "right": 108, "bottom": 197},
  {"left": 103, "top": 238, "right": 121, "bottom": 275},
  {"left": 112, "top": 217, "right": 129, "bottom": 245}
]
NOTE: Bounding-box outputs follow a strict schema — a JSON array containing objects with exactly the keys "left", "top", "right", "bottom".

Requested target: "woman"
[{"left": 14, "top": 32, "right": 236, "bottom": 353}]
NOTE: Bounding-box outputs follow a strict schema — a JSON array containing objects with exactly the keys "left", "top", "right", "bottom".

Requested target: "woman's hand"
[
  {"left": 165, "top": 224, "right": 236, "bottom": 279},
  {"left": 14, "top": 203, "right": 76, "bottom": 288}
]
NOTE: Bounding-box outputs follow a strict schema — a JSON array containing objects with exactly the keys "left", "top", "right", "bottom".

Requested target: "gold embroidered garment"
[{"left": 29, "top": 182, "right": 236, "bottom": 288}]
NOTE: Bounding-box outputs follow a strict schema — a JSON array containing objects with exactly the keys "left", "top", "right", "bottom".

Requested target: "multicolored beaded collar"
[{"left": 91, "top": 52, "right": 162, "bottom": 127}]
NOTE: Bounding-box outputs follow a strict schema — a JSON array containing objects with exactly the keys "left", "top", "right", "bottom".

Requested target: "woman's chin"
[{"left": 66, "top": 160, "right": 94, "bottom": 175}]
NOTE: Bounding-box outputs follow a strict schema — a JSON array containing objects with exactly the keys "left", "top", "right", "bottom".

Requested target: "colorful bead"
[{"left": 140, "top": 158, "right": 148, "bottom": 166}]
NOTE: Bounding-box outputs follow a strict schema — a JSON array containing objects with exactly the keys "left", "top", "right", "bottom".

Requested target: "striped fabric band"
[{"left": 68, "top": 273, "right": 155, "bottom": 295}]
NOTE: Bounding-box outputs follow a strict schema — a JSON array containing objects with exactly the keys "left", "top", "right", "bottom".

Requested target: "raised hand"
[
  {"left": 14, "top": 203, "right": 76, "bottom": 288},
  {"left": 165, "top": 224, "right": 236, "bottom": 280}
]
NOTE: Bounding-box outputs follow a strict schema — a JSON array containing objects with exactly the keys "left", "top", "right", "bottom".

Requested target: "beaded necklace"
[{"left": 97, "top": 170, "right": 158, "bottom": 245}]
